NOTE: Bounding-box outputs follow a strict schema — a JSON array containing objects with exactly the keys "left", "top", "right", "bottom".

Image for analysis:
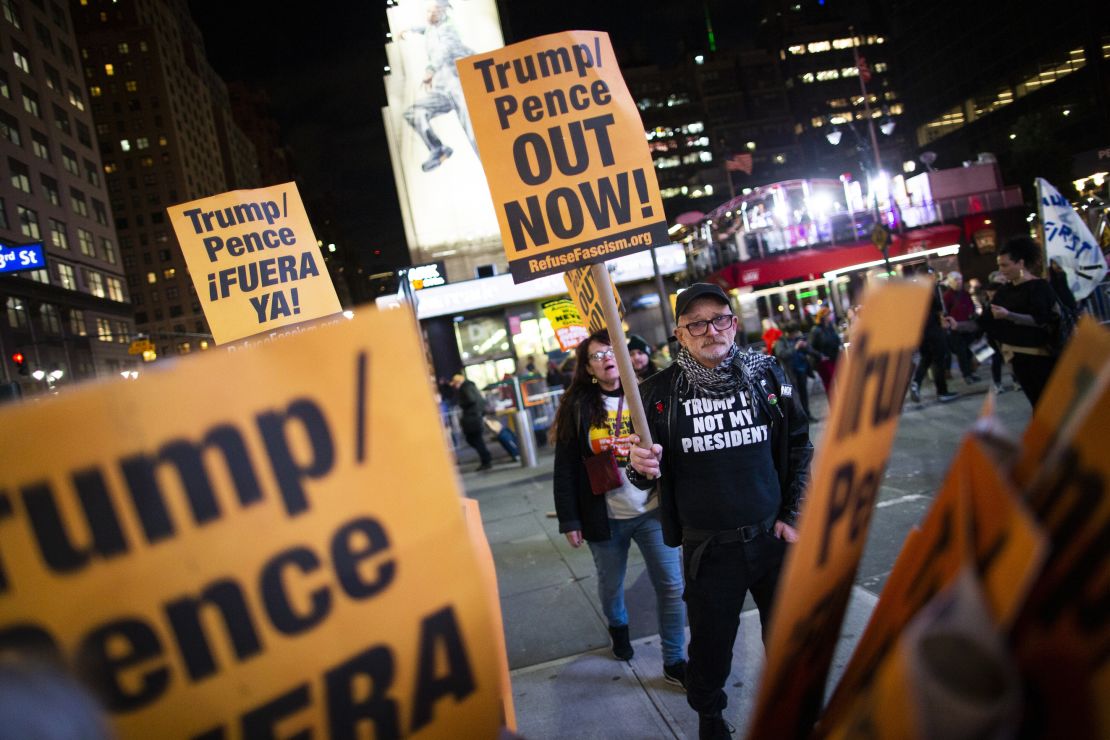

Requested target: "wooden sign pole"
[{"left": 589, "top": 262, "right": 653, "bottom": 448}]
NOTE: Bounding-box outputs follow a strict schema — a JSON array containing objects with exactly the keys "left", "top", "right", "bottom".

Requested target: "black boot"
[
  {"left": 608, "top": 625, "right": 633, "bottom": 661},
  {"left": 698, "top": 712, "right": 734, "bottom": 739}
]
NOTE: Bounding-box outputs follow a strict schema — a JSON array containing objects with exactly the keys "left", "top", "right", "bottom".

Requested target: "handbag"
[{"left": 583, "top": 394, "right": 624, "bottom": 496}]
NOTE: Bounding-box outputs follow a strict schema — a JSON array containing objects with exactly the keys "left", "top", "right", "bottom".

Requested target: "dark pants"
[
  {"left": 913, "top": 332, "right": 950, "bottom": 396},
  {"left": 946, "top": 330, "right": 974, "bottom": 378},
  {"left": 1010, "top": 353, "right": 1058, "bottom": 408},
  {"left": 990, "top": 341, "right": 1004, "bottom": 384},
  {"left": 682, "top": 532, "right": 787, "bottom": 715},
  {"left": 463, "top": 428, "right": 492, "bottom": 466}
]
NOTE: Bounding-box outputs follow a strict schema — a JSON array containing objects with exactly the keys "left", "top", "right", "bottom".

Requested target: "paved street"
[{"left": 458, "top": 378, "right": 1033, "bottom": 738}]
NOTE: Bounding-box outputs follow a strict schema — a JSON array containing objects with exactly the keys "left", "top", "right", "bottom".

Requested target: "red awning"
[{"left": 710, "top": 225, "right": 962, "bottom": 289}]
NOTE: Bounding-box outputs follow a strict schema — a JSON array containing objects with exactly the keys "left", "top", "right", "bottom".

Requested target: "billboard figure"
[{"left": 401, "top": 0, "right": 478, "bottom": 172}]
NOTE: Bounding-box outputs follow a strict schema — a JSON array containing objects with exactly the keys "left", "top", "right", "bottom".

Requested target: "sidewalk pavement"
[{"left": 457, "top": 378, "right": 1033, "bottom": 738}]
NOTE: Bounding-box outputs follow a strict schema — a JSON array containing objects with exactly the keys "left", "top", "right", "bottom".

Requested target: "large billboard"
[{"left": 383, "top": 0, "right": 505, "bottom": 260}]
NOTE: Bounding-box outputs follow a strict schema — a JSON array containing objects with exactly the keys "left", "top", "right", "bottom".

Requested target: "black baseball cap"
[{"left": 674, "top": 283, "right": 730, "bottom": 320}]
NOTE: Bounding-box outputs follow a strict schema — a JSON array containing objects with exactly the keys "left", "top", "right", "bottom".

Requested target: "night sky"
[{"left": 186, "top": 1, "right": 761, "bottom": 280}]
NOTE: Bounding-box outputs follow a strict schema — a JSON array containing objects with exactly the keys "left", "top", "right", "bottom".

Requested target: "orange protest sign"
[
  {"left": 563, "top": 265, "right": 624, "bottom": 334},
  {"left": 1013, "top": 316, "right": 1110, "bottom": 488},
  {"left": 457, "top": 31, "right": 668, "bottom": 282},
  {"left": 168, "top": 182, "right": 342, "bottom": 344},
  {"left": 746, "top": 281, "right": 931, "bottom": 739},
  {"left": 819, "top": 435, "right": 1046, "bottom": 733},
  {"left": 0, "top": 310, "right": 504, "bottom": 737},
  {"left": 1010, "top": 338, "right": 1110, "bottom": 739}
]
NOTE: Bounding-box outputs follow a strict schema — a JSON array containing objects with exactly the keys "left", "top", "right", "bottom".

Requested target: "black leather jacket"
[{"left": 627, "top": 353, "right": 813, "bottom": 548}]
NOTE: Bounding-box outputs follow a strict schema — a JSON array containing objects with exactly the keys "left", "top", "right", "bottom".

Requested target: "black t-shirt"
[
  {"left": 672, "top": 387, "right": 780, "bottom": 530},
  {"left": 980, "top": 279, "right": 1056, "bottom": 348}
]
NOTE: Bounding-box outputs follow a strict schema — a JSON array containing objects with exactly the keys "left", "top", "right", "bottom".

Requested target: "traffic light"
[{"left": 11, "top": 351, "right": 28, "bottom": 376}]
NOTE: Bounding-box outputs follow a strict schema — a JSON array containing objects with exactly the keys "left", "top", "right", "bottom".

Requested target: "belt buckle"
[{"left": 740, "top": 523, "right": 760, "bottom": 542}]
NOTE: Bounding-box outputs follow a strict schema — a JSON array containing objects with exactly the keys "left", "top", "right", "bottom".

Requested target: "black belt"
[{"left": 683, "top": 513, "right": 778, "bottom": 581}]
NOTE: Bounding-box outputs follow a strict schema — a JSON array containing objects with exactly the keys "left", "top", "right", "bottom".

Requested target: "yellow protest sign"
[
  {"left": 746, "top": 281, "right": 931, "bottom": 739},
  {"left": 541, "top": 297, "right": 589, "bottom": 350},
  {"left": 168, "top": 182, "right": 342, "bottom": 344},
  {"left": 457, "top": 31, "right": 668, "bottom": 283},
  {"left": 563, "top": 265, "right": 624, "bottom": 335},
  {"left": 819, "top": 435, "right": 1046, "bottom": 734},
  {"left": 0, "top": 310, "right": 504, "bottom": 738},
  {"left": 1013, "top": 315, "right": 1110, "bottom": 488},
  {"left": 1011, "top": 340, "right": 1110, "bottom": 739}
]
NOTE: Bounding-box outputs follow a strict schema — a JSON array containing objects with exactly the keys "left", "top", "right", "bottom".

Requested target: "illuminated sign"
[
  {"left": 0, "top": 242, "right": 45, "bottom": 274},
  {"left": 382, "top": 0, "right": 506, "bottom": 256},
  {"left": 404, "top": 261, "right": 448, "bottom": 290}
]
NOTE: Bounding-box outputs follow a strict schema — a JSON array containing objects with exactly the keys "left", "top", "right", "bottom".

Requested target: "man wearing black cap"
[
  {"left": 628, "top": 283, "right": 812, "bottom": 739},
  {"left": 628, "top": 334, "right": 658, "bottom": 381}
]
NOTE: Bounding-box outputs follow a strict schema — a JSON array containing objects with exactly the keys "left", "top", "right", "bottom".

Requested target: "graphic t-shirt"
[
  {"left": 672, "top": 388, "right": 780, "bottom": 530},
  {"left": 588, "top": 390, "right": 657, "bottom": 519}
]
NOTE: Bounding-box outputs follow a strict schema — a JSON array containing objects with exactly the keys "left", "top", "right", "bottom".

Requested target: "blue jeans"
[{"left": 588, "top": 510, "right": 686, "bottom": 664}]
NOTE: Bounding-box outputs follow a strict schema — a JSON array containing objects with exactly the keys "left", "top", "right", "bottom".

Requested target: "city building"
[
  {"left": 758, "top": 1, "right": 908, "bottom": 181},
  {"left": 0, "top": 0, "right": 136, "bottom": 397},
  {"left": 71, "top": 0, "right": 261, "bottom": 358},
  {"left": 887, "top": 0, "right": 1109, "bottom": 195}
]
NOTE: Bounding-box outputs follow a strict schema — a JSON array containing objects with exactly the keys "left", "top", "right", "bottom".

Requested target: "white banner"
[{"left": 1038, "top": 178, "right": 1107, "bottom": 299}]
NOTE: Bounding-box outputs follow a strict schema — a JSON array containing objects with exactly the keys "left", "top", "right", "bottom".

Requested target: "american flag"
[
  {"left": 725, "top": 153, "right": 753, "bottom": 174},
  {"left": 856, "top": 55, "right": 872, "bottom": 84}
]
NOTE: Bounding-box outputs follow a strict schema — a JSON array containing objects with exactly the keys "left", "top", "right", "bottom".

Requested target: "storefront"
[{"left": 377, "top": 244, "right": 688, "bottom": 390}]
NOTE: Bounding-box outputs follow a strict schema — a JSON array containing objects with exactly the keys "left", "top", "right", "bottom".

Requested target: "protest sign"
[
  {"left": 168, "top": 182, "right": 342, "bottom": 344},
  {"left": 746, "top": 281, "right": 931, "bottom": 739},
  {"left": 563, "top": 265, "right": 624, "bottom": 335},
  {"left": 819, "top": 434, "right": 1046, "bottom": 734},
  {"left": 541, "top": 298, "right": 589, "bottom": 351},
  {"left": 0, "top": 310, "right": 504, "bottom": 738},
  {"left": 1010, "top": 341, "right": 1110, "bottom": 739},
  {"left": 1013, "top": 316, "right": 1110, "bottom": 488},
  {"left": 457, "top": 31, "right": 668, "bottom": 283},
  {"left": 1037, "top": 178, "right": 1107, "bottom": 299}
]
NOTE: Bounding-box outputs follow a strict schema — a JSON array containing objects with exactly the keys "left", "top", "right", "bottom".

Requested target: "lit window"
[
  {"left": 90, "top": 85, "right": 102, "bottom": 97},
  {"left": 838, "top": 67, "right": 857, "bottom": 78},
  {"left": 136, "top": 137, "right": 149, "bottom": 149},
  {"left": 163, "top": 267, "right": 176, "bottom": 279},
  {"left": 104, "top": 63, "right": 114, "bottom": 76},
  {"left": 147, "top": 271, "right": 157, "bottom": 284},
  {"left": 807, "top": 41, "right": 831, "bottom": 53},
  {"left": 118, "top": 42, "right": 129, "bottom": 54},
  {"left": 787, "top": 45, "right": 806, "bottom": 55},
  {"left": 125, "top": 80, "right": 138, "bottom": 92},
  {"left": 801, "top": 73, "right": 815, "bottom": 84},
  {"left": 120, "top": 139, "right": 131, "bottom": 151}
]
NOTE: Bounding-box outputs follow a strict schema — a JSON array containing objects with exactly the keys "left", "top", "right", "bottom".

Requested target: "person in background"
[
  {"left": 760, "top": 318, "right": 782, "bottom": 356},
  {"left": 807, "top": 307, "right": 842, "bottom": 397},
  {"left": 524, "top": 355, "right": 538, "bottom": 375},
  {"left": 941, "top": 271, "right": 980, "bottom": 384},
  {"left": 1047, "top": 259, "right": 1079, "bottom": 313},
  {"left": 551, "top": 330, "right": 688, "bottom": 688},
  {"left": 546, "top": 353, "right": 570, "bottom": 389},
  {"left": 655, "top": 340, "right": 674, "bottom": 367},
  {"left": 628, "top": 334, "right": 659, "bottom": 381},
  {"left": 909, "top": 271, "right": 960, "bottom": 404},
  {"left": 981, "top": 274, "right": 1009, "bottom": 393},
  {"left": 628, "top": 284, "right": 812, "bottom": 739},
  {"left": 450, "top": 372, "right": 493, "bottom": 471},
  {"left": 772, "top": 322, "right": 818, "bottom": 420},
  {"left": 953, "top": 237, "right": 1062, "bottom": 407}
]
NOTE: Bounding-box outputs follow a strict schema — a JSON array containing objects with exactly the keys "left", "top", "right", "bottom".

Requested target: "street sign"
[
  {"left": 871, "top": 223, "right": 890, "bottom": 251},
  {"left": 0, "top": 242, "right": 45, "bottom": 274},
  {"left": 128, "top": 338, "right": 155, "bottom": 355}
]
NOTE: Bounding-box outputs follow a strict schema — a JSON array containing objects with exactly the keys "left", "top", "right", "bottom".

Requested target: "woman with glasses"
[{"left": 551, "top": 330, "right": 688, "bottom": 688}]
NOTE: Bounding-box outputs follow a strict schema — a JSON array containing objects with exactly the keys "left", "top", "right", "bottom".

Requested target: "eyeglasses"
[
  {"left": 588, "top": 349, "right": 616, "bottom": 362},
  {"left": 678, "top": 314, "right": 735, "bottom": 336}
]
